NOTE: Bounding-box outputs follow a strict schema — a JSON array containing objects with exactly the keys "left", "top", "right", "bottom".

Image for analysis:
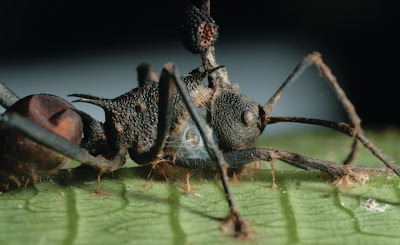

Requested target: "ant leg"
[
  {"left": 0, "top": 113, "right": 126, "bottom": 174},
  {"left": 267, "top": 116, "right": 400, "bottom": 176},
  {"left": 170, "top": 64, "right": 249, "bottom": 238},
  {"left": 0, "top": 82, "right": 19, "bottom": 109},
  {"left": 171, "top": 115, "right": 400, "bottom": 178},
  {"left": 170, "top": 147, "right": 391, "bottom": 185},
  {"left": 269, "top": 160, "right": 278, "bottom": 189},
  {"left": 186, "top": 169, "right": 193, "bottom": 193},
  {"left": 251, "top": 161, "right": 262, "bottom": 169},
  {"left": 149, "top": 64, "right": 177, "bottom": 161},
  {"left": 263, "top": 52, "right": 362, "bottom": 165},
  {"left": 312, "top": 54, "right": 362, "bottom": 164},
  {"left": 170, "top": 116, "right": 400, "bottom": 178},
  {"left": 132, "top": 63, "right": 177, "bottom": 165}
]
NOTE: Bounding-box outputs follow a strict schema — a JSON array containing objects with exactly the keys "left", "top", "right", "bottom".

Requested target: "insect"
[{"left": 1, "top": 0, "right": 399, "bottom": 238}]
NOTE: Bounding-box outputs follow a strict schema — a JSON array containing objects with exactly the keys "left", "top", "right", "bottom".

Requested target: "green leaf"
[{"left": 1, "top": 129, "right": 400, "bottom": 245}]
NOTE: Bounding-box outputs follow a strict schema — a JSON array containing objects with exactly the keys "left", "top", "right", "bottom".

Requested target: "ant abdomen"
[{"left": 0, "top": 94, "right": 82, "bottom": 190}]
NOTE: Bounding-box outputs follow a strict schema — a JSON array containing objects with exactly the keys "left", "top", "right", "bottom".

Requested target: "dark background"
[{"left": 0, "top": 0, "right": 399, "bottom": 127}]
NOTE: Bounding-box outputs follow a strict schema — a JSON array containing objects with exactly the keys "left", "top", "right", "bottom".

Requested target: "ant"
[{"left": 1, "top": 0, "right": 399, "bottom": 238}]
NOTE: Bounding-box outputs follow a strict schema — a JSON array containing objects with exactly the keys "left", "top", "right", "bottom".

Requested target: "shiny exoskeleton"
[{"left": 0, "top": 93, "right": 82, "bottom": 189}]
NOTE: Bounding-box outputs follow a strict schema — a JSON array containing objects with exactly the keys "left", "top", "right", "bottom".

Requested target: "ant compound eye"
[{"left": 242, "top": 110, "right": 255, "bottom": 126}]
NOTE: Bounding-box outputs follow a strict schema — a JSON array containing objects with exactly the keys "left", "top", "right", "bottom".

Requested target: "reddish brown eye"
[{"left": 242, "top": 110, "right": 255, "bottom": 126}]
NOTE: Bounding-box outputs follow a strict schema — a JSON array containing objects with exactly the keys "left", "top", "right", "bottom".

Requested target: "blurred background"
[{"left": 0, "top": 0, "right": 398, "bottom": 136}]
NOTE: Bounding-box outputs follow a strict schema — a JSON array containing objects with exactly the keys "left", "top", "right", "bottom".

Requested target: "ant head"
[{"left": 210, "top": 89, "right": 264, "bottom": 150}]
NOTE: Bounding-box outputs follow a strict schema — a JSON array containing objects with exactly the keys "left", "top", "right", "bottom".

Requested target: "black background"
[{"left": 1, "top": 0, "right": 399, "bottom": 127}]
